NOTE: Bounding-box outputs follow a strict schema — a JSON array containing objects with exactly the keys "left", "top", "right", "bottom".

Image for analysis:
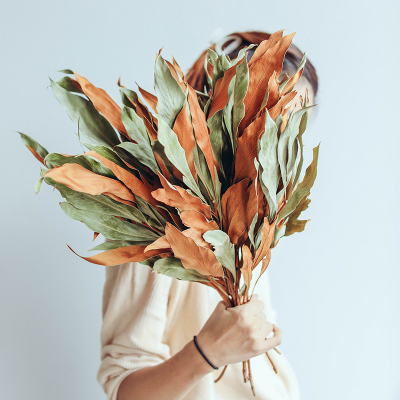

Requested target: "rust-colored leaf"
[
  {"left": 67, "top": 243, "right": 167, "bottom": 266},
  {"left": 266, "top": 71, "right": 280, "bottom": 110},
  {"left": 93, "top": 232, "right": 100, "bottom": 241},
  {"left": 187, "top": 85, "right": 216, "bottom": 187},
  {"left": 253, "top": 218, "right": 277, "bottom": 268},
  {"left": 179, "top": 210, "right": 219, "bottom": 232},
  {"left": 208, "top": 57, "right": 244, "bottom": 119},
  {"left": 268, "top": 91, "right": 297, "bottom": 120},
  {"left": 259, "top": 250, "right": 272, "bottom": 275},
  {"left": 248, "top": 30, "right": 284, "bottom": 67},
  {"left": 239, "top": 33, "right": 295, "bottom": 133},
  {"left": 86, "top": 150, "right": 157, "bottom": 206},
  {"left": 172, "top": 102, "right": 196, "bottom": 179},
  {"left": 172, "top": 54, "right": 184, "bottom": 80},
  {"left": 144, "top": 235, "right": 171, "bottom": 252},
  {"left": 234, "top": 112, "right": 265, "bottom": 182},
  {"left": 43, "top": 163, "right": 136, "bottom": 203},
  {"left": 240, "top": 244, "right": 253, "bottom": 288},
  {"left": 137, "top": 85, "right": 158, "bottom": 113},
  {"left": 165, "top": 223, "right": 223, "bottom": 276},
  {"left": 221, "top": 178, "right": 250, "bottom": 245},
  {"left": 152, "top": 172, "right": 212, "bottom": 219},
  {"left": 26, "top": 146, "right": 46, "bottom": 165},
  {"left": 74, "top": 72, "right": 129, "bottom": 139}
]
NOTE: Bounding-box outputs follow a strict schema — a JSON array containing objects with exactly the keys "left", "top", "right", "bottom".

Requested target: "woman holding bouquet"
[{"left": 96, "top": 31, "right": 318, "bottom": 400}]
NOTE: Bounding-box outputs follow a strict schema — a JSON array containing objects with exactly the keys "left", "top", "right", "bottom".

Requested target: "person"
[{"left": 96, "top": 30, "right": 319, "bottom": 400}]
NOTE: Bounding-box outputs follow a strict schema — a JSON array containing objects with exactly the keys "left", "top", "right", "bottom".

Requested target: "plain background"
[{"left": 1, "top": 0, "right": 399, "bottom": 399}]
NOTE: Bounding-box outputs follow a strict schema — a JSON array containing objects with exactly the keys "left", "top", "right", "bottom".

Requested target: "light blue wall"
[{"left": 1, "top": 0, "right": 399, "bottom": 399}]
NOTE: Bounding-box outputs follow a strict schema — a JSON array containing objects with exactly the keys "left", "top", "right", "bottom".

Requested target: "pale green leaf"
[{"left": 153, "top": 257, "right": 208, "bottom": 282}]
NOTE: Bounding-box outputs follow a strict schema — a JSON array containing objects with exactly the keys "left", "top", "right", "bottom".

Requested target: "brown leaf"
[
  {"left": 172, "top": 102, "right": 196, "bottom": 179},
  {"left": 248, "top": 30, "right": 284, "bottom": 67},
  {"left": 144, "top": 235, "right": 171, "bottom": 252},
  {"left": 221, "top": 178, "right": 250, "bottom": 244},
  {"left": 137, "top": 85, "right": 158, "bottom": 113},
  {"left": 172, "top": 55, "right": 184, "bottom": 80},
  {"left": 26, "top": 146, "right": 46, "bottom": 165},
  {"left": 253, "top": 218, "right": 277, "bottom": 268},
  {"left": 234, "top": 112, "right": 265, "bottom": 182},
  {"left": 207, "top": 57, "right": 245, "bottom": 119},
  {"left": 239, "top": 33, "right": 295, "bottom": 133},
  {"left": 179, "top": 210, "right": 219, "bottom": 232},
  {"left": 67, "top": 243, "right": 167, "bottom": 266},
  {"left": 74, "top": 72, "right": 129, "bottom": 139},
  {"left": 187, "top": 85, "right": 216, "bottom": 187},
  {"left": 86, "top": 151, "right": 157, "bottom": 206},
  {"left": 165, "top": 223, "right": 223, "bottom": 276},
  {"left": 93, "top": 232, "right": 100, "bottom": 241},
  {"left": 259, "top": 250, "right": 272, "bottom": 275},
  {"left": 43, "top": 163, "right": 136, "bottom": 202},
  {"left": 268, "top": 91, "right": 297, "bottom": 120},
  {"left": 240, "top": 244, "right": 253, "bottom": 288},
  {"left": 152, "top": 172, "right": 212, "bottom": 219}
]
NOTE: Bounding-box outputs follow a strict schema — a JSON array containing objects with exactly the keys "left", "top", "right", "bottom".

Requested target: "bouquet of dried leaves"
[{"left": 19, "top": 29, "right": 319, "bottom": 395}]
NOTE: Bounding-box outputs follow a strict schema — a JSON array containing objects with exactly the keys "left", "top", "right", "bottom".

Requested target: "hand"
[{"left": 195, "top": 294, "right": 282, "bottom": 368}]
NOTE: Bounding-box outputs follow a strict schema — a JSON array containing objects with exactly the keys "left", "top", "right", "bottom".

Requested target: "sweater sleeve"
[{"left": 96, "top": 261, "right": 173, "bottom": 400}]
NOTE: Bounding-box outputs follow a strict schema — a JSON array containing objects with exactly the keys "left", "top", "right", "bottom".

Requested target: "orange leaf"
[
  {"left": 67, "top": 243, "right": 167, "bottom": 266},
  {"left": 93, "top": 232, "right": 100, "bottom": 241},
  {"left": 26, "top": 146, "right": 45, "bottom": 165},
  {"left": 152, "top": 172, "right": 212, "bottom": 219},
  {"left": 86, "top": 151, "right": 157, "bottom": 206},
  {"left": 144, "top": 235, "right": 171, "bottom": 252},
  {"left": 268, "top": 91, "right": 297, "bottom": 120},
  {"left": 172, "top": 102, "right": 196, "bottom": 179},
  {"left": 172, "top": 54, "right": 184, "bottom": 80},
  {"left": 43, "top": 163, "right": 136, "bottom": 202},
  {"left": 239, "top": 33, "right": 295, "bottom": 133},
  {"left": 221, "top": 178, "right": 250, "bottom": 245},
  {"left": 240, "top": 244, "right": 253, "bottom": 288},
  {"left": 187, "top": 85, "right": 216, "bottom": 187},
  {"left": 74, "top": 72, "right": 129, "bottom": 139},
  {"left": 165, "top": 223, "right": 223, "bottom": 276},
  {"left": 179, "top": 210, "right": 219, "bottom": 232},
  {"left": 137, "top": 85, "right": 158, "bottom": 113},
  {"left": 259, "top": 250, "right": 272, "bottom": 276},
  {"left": 253, "top": 218, "right": 277, "bottom": 268},
  {"left": 234, "top": 112, "right": 265, "bottom": 182},
  {"left": 248, "top": 30, "right": 284, "bottom": 67},
  {"left": 207, "top": 57, "right": 244, "bottom": 119}
]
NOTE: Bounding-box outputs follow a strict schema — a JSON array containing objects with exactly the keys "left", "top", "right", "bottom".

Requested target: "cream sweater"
[{"left": 97, "top": 261, "right": 301, "bottom": 400}]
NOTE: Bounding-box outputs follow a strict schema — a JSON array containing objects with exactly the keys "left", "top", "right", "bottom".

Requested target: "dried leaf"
[
  {"left": 165, "top": 223, "right": 224, "bottom": 277},
  {"left": 253, "top": 217, "right": 278, "bottom": 268},
  {"left": 153, "top": 257, "right": 208, "bottom": 282},
  {"left": 74, "top": 72, "right": 129, "bottom": 139},
  {"left": 240, "top": 244, "right": 253, "bottom": 288}
]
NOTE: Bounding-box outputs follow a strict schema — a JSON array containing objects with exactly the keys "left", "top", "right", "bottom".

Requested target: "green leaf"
[
  {"left": 232, "top": 56, "right": 249, "bottom": 141},
  {"left": 18, "top": 131, "right": 49, "bottom": 162},
  {"left": 292, "top": 93, "right": 310, "bottom": 190},
  {"left": 44, "top": 177, "right": 148, "bottom": 223},
  {"left": 258, "top": 111, "right": 279, "bottom": 219},
  {"left": 207, "top": 108, "right": 232, "bottom": 183},
  {"left": 55, "top": 76, "right": 82, "bottom": 93},
  {"left": 119, "top": 106, "right": 158, "bottom": 173},
  {"left": 212, "top": 53, "right": 231, "bottom": 89},
  {"left": 272, "top": 224, "right": 286, "bottom": 247},
  {"left": 154, "top": 54, "right": 185, "bottom": 127},
  {"left": 279, "top": 144, "right": 320, "bottom": 222},
  {"left": 35, "top": 166, "right": 48, "bottom": 194},
  {"left": 88, "top": 239, "right": 153, "bottom": 252},
  {"left": 203, "top": 230, "right": 236, "bottom": 281},
  {"left": 156, "top": 116, "right": 205, "bottom": 201},
  {"left": 277, "top": 106, "right": 311, "bottom": 190},
  {"left": 135, "top": 196, "right": 166, "bottom": 230},
  {"left": 192, "top": 143, "right": 215, "bottom": 201},
  {"left": 50, "top": 78, "right": 121, "bottom": 149},
  {"left": 248, "top": 212, "right": 258, "bottom": 248},
  {"left": 59, "top": 202, "right": 160, "bottom": 241},
  {"left": 153, "top": 257, "right": 208, "bottom": 282}
]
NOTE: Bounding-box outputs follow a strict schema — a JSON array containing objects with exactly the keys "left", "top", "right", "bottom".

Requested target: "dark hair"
[{"left": 186, "top": 30, "right": 318, "bottom": 97}]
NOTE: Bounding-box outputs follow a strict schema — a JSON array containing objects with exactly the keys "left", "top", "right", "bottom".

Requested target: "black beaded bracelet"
[{"left": 193, "top": 335, "right": 219, "bottom": 370}]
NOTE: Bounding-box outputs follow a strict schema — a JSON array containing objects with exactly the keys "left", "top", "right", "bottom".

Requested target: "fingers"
[
  {"left": 236, "top": 294, "right": 265, "bottom": 317},
  {"left": 265, "top": 324, "right": 282, "bottom": 350}
]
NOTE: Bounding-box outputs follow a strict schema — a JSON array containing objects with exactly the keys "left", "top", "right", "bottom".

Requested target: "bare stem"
[
  {"left": 265, "top": 351, "right": 278, "bottom": 374},
  {"left": 242, "top": 361, "right": 248, "bottom": 383},
  {"left": 247, "top": 359, "right": 256, "bottom": 396},
  {"left": 214, "top": 364, "right": 228, "bottom": 383}
]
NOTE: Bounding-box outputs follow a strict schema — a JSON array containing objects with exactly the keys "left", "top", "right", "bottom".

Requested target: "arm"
[{"left": 117, "top": 295, "right": 282, "bottom": 400}]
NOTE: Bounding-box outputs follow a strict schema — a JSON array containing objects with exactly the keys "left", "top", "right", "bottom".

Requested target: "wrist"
[{"left": 172, "top": 339, "right": 216, "bottom": 384}]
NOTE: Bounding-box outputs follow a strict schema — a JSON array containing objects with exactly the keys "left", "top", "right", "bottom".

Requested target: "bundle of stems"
[{"left": 19, "top": 29, "right": 319, "bottom": 396}]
